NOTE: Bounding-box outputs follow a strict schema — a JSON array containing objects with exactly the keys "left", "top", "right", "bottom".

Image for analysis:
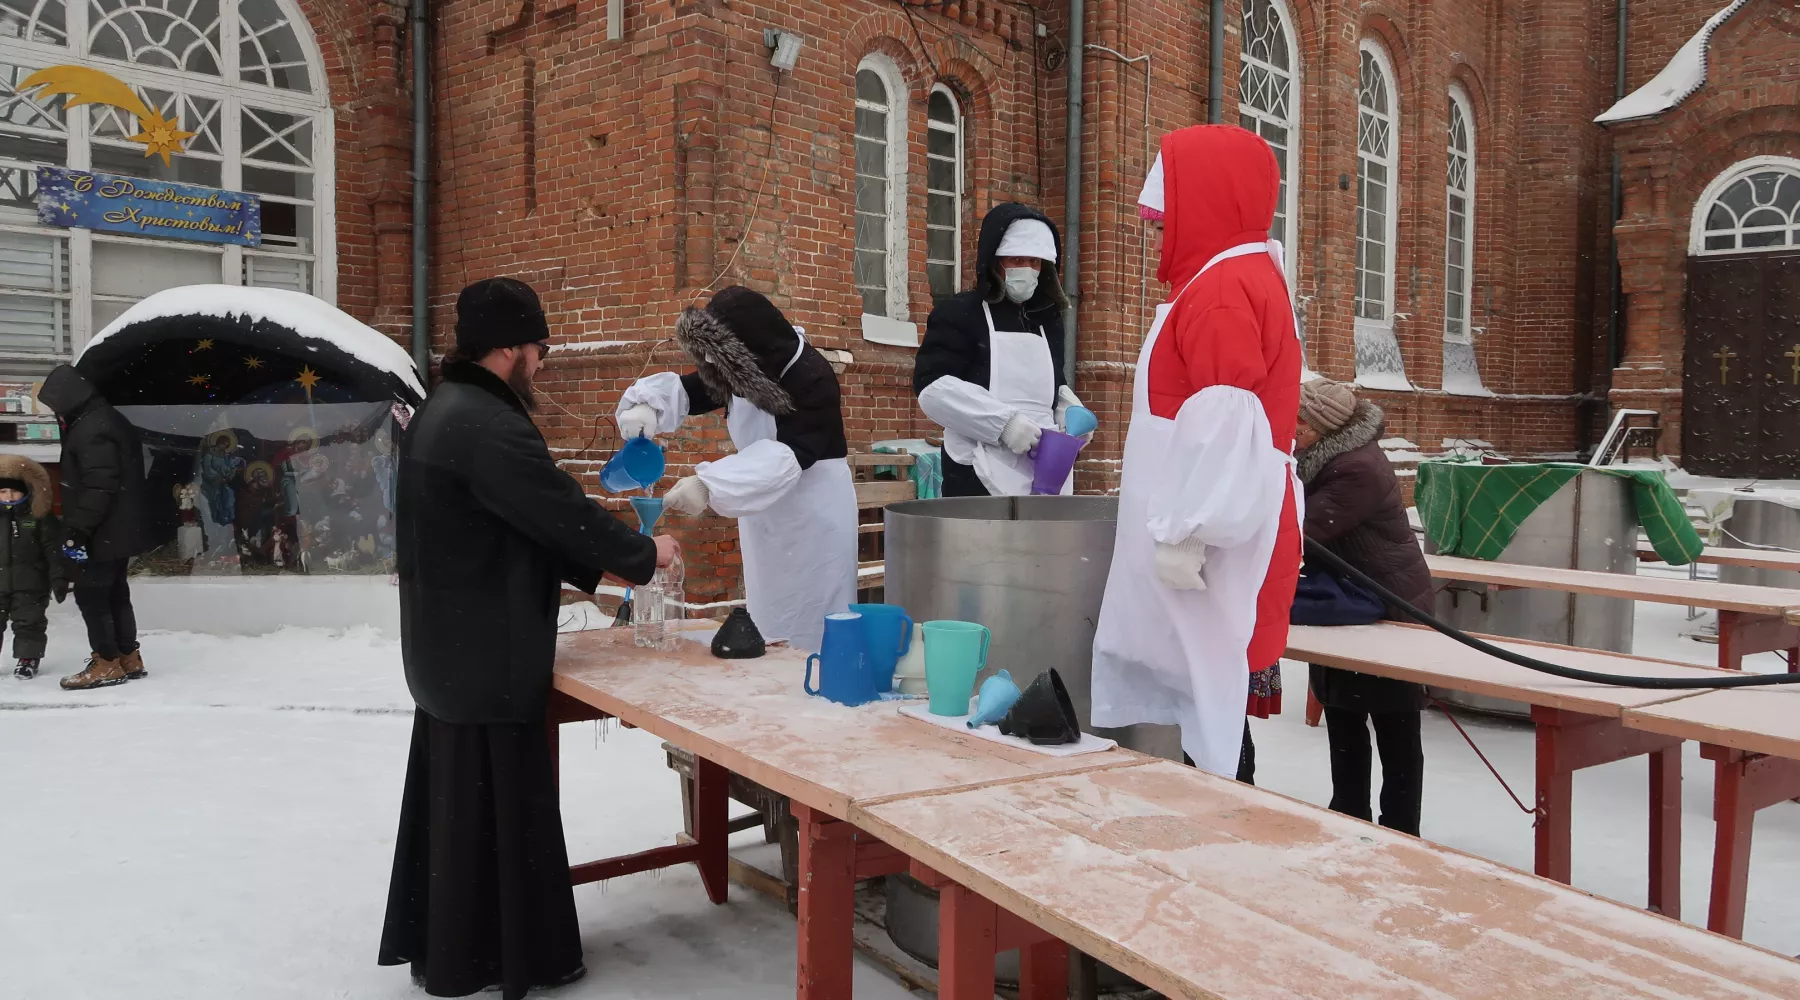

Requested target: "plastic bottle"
[{"left": 633, "top": 551, "right": 685, "bottom": 651}]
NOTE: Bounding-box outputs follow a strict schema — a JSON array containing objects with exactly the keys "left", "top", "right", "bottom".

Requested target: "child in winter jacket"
[{"left": 0, "top": 455, "right": 68, "bottom": 679}]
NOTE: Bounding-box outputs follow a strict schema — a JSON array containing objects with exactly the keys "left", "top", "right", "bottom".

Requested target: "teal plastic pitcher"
[{"left": 922, "top": 620, "right": 990, "bottom": 717}]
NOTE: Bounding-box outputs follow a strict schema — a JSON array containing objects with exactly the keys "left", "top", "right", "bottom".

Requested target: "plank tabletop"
[
  {"left": 1426, "top": 554, "right": 1800, "bottom": 622},
  {"left": 552, "top": 628, "right": 1147, "bottom": 819},
  {"left": 1623, "top": 687, "right": 1800, "bottom": 761},
  {"left": 853, "top": 760, "right": 1800, "bottom": 1000},
  {"left": 1638, "top": 541, "right": 1800, "bottom": 573},
  {"left": 1287, "top": 622, "right": 1727, "bottom": 716}
]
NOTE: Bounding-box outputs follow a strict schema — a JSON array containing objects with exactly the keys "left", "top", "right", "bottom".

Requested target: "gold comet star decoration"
[
  {"left": 244, "top": 356, "right": 264, "bottom": 370},
  {"left": 195, "top": 339, "right": 214, "bottom": 351},
  {"left": 295, "top": 366, "right": 321, "bottom": 391},
  {"left": 187, "top": 374, "right": 210, "bottom": 387},
  {"left": 18, "top": 66, "right": 195, "bottom": 165}
]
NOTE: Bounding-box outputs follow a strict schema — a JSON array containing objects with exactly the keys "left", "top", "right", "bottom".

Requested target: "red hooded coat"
[{"left": 1147, "top": 125, "right": 1303, "bottom": 675}]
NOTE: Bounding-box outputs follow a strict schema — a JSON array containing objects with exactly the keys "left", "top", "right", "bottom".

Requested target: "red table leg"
[
  {"left": 1716, "top": 610, "right": 1800, "bottom": 673},
  {"left": 1305, "top": 685, "right": 1323, "bottom": 728},
  {"left": 795, "top": 804, "right": 856, "bottom": 1000},
  {"left": 912, "top": 861, "right": 1069, "bottom": 1000},
  {"left": 692, "top": 755, "right": 730, "bottom": 904},
  {"left": 1017, "top": 937, "right": 1071, "bottom": 1000},
  {"left": 1703, "top": 745, "right": 1800, "bottom": 938},
  {"left": 1533, "top": 708, "right": 1683, "bottom": 919}
]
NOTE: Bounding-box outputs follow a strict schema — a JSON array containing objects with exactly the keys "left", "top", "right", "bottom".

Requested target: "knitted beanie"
[{"left": 1298, "top": 379, "right": 1357, "bottom": 434}]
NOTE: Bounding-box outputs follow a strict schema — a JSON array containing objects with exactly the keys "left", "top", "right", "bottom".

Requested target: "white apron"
[
  {"left": 719, "top": 339, "right": 857, "bottom": 655},
  {"left": 1089, "top": 242, "right": 1299, "bottom": 775},
  {"left": 942, "top": 303, "right": 1070, "bottom": 497}
]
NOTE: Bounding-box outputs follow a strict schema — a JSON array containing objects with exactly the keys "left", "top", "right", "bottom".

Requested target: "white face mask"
[{"left": 1003, "top": 267, "right": 1039, "bottom": 303}]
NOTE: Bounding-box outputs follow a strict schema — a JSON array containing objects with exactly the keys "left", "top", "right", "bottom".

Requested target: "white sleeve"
[
  {"left": 695, "top": 438, "right": 803, "bottom": 518},
  {"left": 1145, "top": 385, "right": 1289, "bottom": 548},
  {"left": 618, "top": 372, "right": 690, "bottom": 435},
  {"left": 918, "top": 375, "right": 1015, "bottom": 445}
]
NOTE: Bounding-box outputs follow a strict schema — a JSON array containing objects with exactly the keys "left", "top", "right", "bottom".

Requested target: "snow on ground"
[{"left": 2, "top": 588, "right": 1797, "bottom": 998}]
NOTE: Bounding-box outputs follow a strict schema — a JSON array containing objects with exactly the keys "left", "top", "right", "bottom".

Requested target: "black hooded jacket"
[
  {"left": 912, "top": 203, "right": 1067, "bottom": 496},
  {"left": 38, "top": 364, "right": 157, "bottom": 561},
  {"left": 396, "top": 360, "right": 658, "bottom": 724},
  {"left": 674, "top": 286, "right": 847, "bottom": 469}
]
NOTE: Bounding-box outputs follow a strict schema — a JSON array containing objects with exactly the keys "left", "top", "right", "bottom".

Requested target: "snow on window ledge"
[{"left": 861, "top": 314, "right": 918, "bottom": 348}]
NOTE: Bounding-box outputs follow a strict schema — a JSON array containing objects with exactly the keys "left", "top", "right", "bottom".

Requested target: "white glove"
[
  {"left": 999, "top": 412, "right": 1043, "bottom": 455},
  {"left": 617, "top": 403, "right": 660, "bottom": 441},
  {"left": 1054, "top": 386, "right": 1082, "bottom": 431},
  {"left": 1154, "top": 537, "right": 1209, "bottom": 591},
  {"left": 665, "top": 475, "right": 711, "bottom": 515}
]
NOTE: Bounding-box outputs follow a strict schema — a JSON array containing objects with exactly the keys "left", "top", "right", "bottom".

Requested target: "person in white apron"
[
  {"left": 1091, "top": 126, "right": 1306, "bottom": 778},
  {"left": 913, "top": 204, "right": 1088, "bottom": 497},
  {"left": 615, "top": 286, "right": 856, "bottom": 653}
]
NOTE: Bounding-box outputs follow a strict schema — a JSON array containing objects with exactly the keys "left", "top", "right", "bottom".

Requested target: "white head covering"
[
  {"left": 994, "top": 218, "right": 1058, "bottom": 262},
  {"left": 1137, "top": 152, "right": 1165, "bottom": 219}
]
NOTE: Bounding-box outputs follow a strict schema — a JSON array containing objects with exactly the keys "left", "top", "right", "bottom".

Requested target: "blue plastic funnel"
[
  {"left": 600, "top": 435, "right": 666, "bottom": 494},
  {"left": 629, "top": 496, "right": 665, "bottom": 535},
  {"left": 1062, "top": 404, "right": 1098, "bottom": 438},
  {"left": 967, "top": 669, "right": 1021, "bottom": 728}
]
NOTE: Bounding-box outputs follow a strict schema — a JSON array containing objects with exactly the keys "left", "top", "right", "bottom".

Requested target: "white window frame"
[
  {"left": 1353, "top": 38, "right": 1410, "bottom": 391},
  {"left": 0, "top": 0, "right": 333, "bottom": 372},
  {"left": 854, "top": 51, "right": 914, "bottom": 347},
  {"left": 1237, "top": 0, "right": 1299, "bottom": 284},
  {"left": 1444, "top": 86, "right": 1475, "bottom": 346},
  {"left": 1689, "top": 155, "right": 1800, "bottom": 256},
  {"left": 924, "top": 83, "right": 961, "bottom": 303}
]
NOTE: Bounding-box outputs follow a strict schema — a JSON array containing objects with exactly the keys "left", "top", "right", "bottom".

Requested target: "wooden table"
[
  {"left": 852, "top": 760, "right": 1800, "bottom": 1000},
  {"left": 549, "top": 627, "right": 1146, "bottom": 999},
  {"left": 1624, "top": 687, "right": 1800, "bottom": 939},
  {"left": 1287, "top": 622, "right": 1733, "bottom": 918},
  {"left": 1425, "top": 554, "right": 1800, "bottom": 672},
  {"left": 1638, "top": 540, "right": 1800, "bottom": 574}
]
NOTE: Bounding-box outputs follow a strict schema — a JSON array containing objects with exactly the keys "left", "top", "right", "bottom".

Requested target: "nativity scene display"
[{"left": 75, "top": 286, "right": 425, "bottom": 578}]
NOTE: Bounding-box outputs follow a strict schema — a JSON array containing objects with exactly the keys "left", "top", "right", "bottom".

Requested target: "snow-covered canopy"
[
  {"left": 80, "top": 284, "right": 425, "bottom": 403},
  {"left": 1596, "top": 0, "right": 1750, "bottom": 125}
]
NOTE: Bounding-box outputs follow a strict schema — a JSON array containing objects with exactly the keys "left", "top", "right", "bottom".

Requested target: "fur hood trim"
[
  {"left": 675, "top": 306, "right": 794, "bottom": 416},
  {"left": 0, "top": 453, "right": 53, "bottom": 516},
  {"left": 1297, "top": 400, "right": 1384, "bottom": 484}
]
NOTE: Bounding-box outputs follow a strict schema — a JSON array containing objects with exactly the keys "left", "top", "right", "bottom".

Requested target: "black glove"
[{"left": 52, "top": 579, "right": 68, "bottom": 604}]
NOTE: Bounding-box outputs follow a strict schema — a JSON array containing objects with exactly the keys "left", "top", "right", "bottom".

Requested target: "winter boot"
[
  {"left": 710, "top": 608, "right": 765, "bottom": 659},
  {"left": 13, "top": 658, "right": 38, "bottom": 679},
  {"left": 60, "top": 655, "right": 127, "bottom": 690},
  {"left": 120, "top": 649, "right": 147, "bottom": 680}
]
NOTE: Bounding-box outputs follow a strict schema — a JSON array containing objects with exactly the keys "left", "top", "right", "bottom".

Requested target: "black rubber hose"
[{"left": 1302, "top": 538, "right": 1800, "bottom": 689}]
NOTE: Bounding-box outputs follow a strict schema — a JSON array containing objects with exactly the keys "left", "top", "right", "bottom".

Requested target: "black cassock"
[{"left": 380, "top": 360, "right": 657, "bottom": 998}]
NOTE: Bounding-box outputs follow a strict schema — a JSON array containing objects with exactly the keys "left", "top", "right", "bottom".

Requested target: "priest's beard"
[{"left": 506, "top": 354, "right": 538, "bottom": 412}]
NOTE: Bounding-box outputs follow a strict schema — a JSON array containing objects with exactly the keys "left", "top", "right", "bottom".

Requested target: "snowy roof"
[
  {"left": 84, "top": 285, "right": 425, "bottom": 399},
  {"left": 1595, "top": 0, "right": 1750, "bottom": 125}
]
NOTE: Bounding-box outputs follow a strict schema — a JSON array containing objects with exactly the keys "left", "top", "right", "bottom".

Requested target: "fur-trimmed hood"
[
  {"left": 1297, "top": 400, "right": 1384, "bottom": 484},
  {"left": 0, "top": 453, "right": 54, "bottom": 516},
  {"left": 675, "top": 286, "right": 798, "bottom": 415}
]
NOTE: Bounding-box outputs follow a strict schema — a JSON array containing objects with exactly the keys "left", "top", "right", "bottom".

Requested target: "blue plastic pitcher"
[
  {"left": 600, "top": 436, "right": 666, "bottom": 494},
  {"left": 804, "top": 612, "right": 877, "bottom": 707},
  {"left": 848, "top": 603, "right": 912, "bottom": 693}
]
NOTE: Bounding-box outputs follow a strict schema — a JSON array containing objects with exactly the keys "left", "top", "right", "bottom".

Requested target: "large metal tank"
[
  {"left": 882, "top": 495, "right": 1169, "bottom": 989},
  {"left": 1427, "top": 469, "right": 1637, "bottom": 716},
  {"left": 1714, "top": 493, "right": 1800, "bottom": 589}
]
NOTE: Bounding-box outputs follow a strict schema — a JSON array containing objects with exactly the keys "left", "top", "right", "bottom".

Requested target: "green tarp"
[{"left": 1415, "top": 461, "right": 1703, "bottom": 565}]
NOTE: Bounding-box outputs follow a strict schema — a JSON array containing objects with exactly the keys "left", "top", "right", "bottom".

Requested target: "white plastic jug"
[{"left": 891, "top": 622, "right": 928, "bottom": 695}]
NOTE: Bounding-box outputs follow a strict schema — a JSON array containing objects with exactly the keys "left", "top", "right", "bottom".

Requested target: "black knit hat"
[
  {"left": 0, "top": 478, "right": 26, "bottom": 495},
  {"left": 455, "top": 277, "right": 550, "bottom": 355}
]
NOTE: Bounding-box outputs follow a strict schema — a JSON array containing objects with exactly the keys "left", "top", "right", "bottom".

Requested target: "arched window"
[
  {"left": 854, "top": 53, "right": 909, "bottom": 343},
  {"left": 1238, "top": 0, "right": 1297, "bottom": 271},
  {"left": 1443, "top": 86, "right": 1484, "bottom": 394},
  {"left": 1692, "top": 157, "right": 1800, "bottom": 255},
  {"left": 1354, "top": 39, "right": 1408, "bottom": 389},
  {"left": 925, "top": 85, "right": 961, "bottom": 304},
  {"left": 0, "top": 0, "right": 331, "bottom": 378}
]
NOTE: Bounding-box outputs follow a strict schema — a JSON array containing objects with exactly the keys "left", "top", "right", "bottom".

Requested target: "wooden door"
[{"left": 1684, "top": 250, "right": 1800, "bottom": 478}]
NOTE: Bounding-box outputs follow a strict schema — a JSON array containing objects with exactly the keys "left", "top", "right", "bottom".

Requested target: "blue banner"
[{"left": 36, "top": 166, "right": 261, "bottom": 246}]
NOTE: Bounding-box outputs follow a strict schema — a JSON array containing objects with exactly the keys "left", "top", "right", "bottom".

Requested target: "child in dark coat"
[{"left": 0, "top": 455, "right": 68, "bottom": 678}]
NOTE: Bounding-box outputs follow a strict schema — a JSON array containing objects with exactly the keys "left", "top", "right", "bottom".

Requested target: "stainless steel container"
[
  {"left": 1716, "top": 495, "right": 1800, "bottom": 589},
  {"left": 1428, "top": 469, "right": 1637, "bottom": 717},
  {"left": 882, "top": 495, "right": 1162, "bottom": 988}
]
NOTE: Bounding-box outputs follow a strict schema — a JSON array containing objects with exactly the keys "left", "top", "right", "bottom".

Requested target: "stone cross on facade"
[
  {"left": 487, "top": 1, "right": 576, "bottom": 216},
  {"left": 1715, "top": 347, "right": 1736, "bottom": 385}
]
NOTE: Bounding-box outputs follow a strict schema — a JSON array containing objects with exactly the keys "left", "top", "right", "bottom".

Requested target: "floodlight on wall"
[{"left": 763, "top": 28, "right": 804, "bottom": 72}]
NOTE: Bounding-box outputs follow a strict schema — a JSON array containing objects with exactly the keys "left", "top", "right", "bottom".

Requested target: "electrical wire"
[{"left": 1303, "top": 537, "right": 1800, "bottom": 689}]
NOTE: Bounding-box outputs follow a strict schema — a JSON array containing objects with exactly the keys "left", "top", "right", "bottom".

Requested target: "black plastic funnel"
[
  {"left": 711, "top": 607, "right": 766, "bottom": 659},
  {"left": 998, "top": 668, "right": 1080, "bottom": 745}
]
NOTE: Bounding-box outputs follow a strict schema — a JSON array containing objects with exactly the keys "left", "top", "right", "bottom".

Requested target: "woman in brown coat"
[{"left": 1296, "top": 380, "right": 1433, "bottom": 835}]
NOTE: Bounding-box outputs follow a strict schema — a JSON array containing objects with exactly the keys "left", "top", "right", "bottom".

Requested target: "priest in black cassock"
[{"left": 379, "top": 277, "right": 678, "bottom": 998}]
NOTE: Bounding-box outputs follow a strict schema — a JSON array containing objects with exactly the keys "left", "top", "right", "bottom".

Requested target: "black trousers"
[
  {"left": 379, "top": 709, "right": 583, "bottom": 1000},
  {"left": 0, "top": 590, "right": 49, "bottom": 660},
  {"left": 1323, "top": 707, "right": 1423, "bottom": 836},
  {"left": 1184, "top": 721, "right": 1257, "bottom": 785},
  {"left": 73, "top": 559, "right": 137, "bottom": 661}
]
